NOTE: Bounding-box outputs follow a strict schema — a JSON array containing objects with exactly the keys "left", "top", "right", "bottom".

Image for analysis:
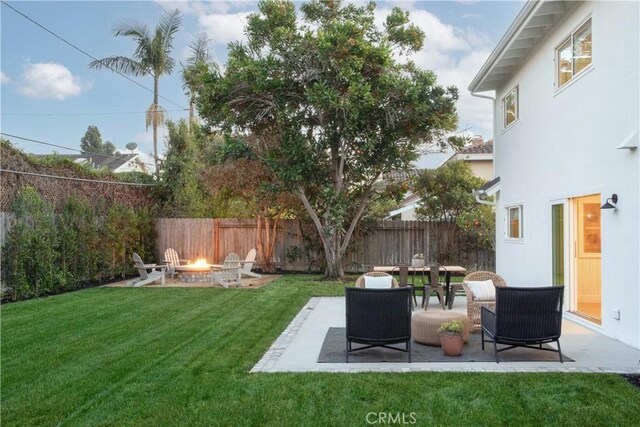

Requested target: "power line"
[
  {"left": 3, "top": 109, "right": 188, "bottom": 117},
  {"left": 0, "top": 132, "right": 156, "bottom": 168},
  {"left": 0, "top": 169, "right": 155, "bottom": 187},
  {"left": 1, "top": 1, "right": 187, "bottom": 110}
]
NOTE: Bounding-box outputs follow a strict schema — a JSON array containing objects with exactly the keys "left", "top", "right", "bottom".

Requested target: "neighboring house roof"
[
  {"left": 89, "top": 153, "right": 142, "bottom": 172},
  {"left": 469, "top": 1, "right": 570, "bottom": 93},
  {"left": 33, "top": 152, "right": 146, "bottom": 173},
  {"left": 448, "top": 140, "right": 493, "bottom": 162},
  {"left": 383, "top": 169, "right": 415, "bottom": 184}
]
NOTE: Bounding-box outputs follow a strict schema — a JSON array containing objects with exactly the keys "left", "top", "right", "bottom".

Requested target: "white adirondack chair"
[
  {"left": 211, "top": 252, "right": 244, "bottom": 288},
  {"left": 240, "top": 248, "right": 262, "bottom": 278},
  {"left": 129, "top": 253, "right": 166, "bottom": 287},
  {"left": 163, "top": 248, "right": 190, "bottom": 279}
]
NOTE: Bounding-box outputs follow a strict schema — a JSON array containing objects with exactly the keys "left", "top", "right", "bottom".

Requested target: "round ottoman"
[{"left": 411, "top": 311, "right": 471, "bottom": 346}]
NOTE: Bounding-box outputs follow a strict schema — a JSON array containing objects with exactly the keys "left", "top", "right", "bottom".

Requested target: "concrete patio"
[{"left": 252, "top": 296, "right": 640, "bottom": 373}]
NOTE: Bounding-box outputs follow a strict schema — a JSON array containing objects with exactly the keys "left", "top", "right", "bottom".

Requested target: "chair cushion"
[
  {"left": 466, "top": 280, "right": 495, "bottom": 300},
  {"left": 364, "top": 276, "right": 393, "bottom": 289}
]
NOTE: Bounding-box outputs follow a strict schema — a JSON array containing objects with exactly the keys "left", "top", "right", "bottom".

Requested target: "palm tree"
[
  {"left": 181, "top": 33, "right": 216, "bottom": 125},
  {"left": 89, "top": 9, "right": 182, "bottom": 172}
]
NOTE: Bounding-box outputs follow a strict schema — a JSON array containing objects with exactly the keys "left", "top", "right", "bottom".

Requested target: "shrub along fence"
[
  {"left": 156, "top": 218, "right": 494, "bottom": 273},
  {"left": 1, "top": 188, "right": 156, "bottom": 301}
]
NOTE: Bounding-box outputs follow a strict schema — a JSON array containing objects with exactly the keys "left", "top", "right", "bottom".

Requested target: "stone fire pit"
[{"left": 175, "top": 261, "right": 214, "bottom": 283}]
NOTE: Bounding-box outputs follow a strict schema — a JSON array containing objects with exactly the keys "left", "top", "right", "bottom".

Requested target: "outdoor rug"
[{"left": 318, "top": 328, "right": 573, "bottom": 363}]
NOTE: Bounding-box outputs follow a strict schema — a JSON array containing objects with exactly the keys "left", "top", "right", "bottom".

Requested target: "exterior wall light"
[{"left": 600, "top": 194, "right": 618, "bottom": 210}]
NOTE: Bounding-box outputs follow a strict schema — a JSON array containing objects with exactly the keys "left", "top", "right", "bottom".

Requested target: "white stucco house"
[{"left": 469, "top": 0, "right": 639, "bottom": 348}]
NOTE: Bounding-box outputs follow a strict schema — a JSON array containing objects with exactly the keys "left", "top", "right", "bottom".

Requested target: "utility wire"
[
  {"left": 1, "top": 132, "right": 156, "bottom": 168},
  {"left": 0, "top": 169, "right": 155, "bottom": 187},
  {"left": 3, "top": 109, "right": 188, "bottom": 117},
  {"left": 1, "top": 1, "right": 187, "bottom": 110}
]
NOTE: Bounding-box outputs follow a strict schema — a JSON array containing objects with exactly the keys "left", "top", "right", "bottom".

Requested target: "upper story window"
[
  {"left": 507, "top": 205, "right": 523, "bottom": 240},
  {"left": 557, "top": 18, "right": 592, "bottom": 88},
  {"left": 502, "top": 86, "right": 519, "bottom": 129}
]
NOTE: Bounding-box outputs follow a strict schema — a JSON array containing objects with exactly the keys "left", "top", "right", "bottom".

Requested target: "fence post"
[{"left": 213, "top": 218, "right": 221, "bottom": 263}]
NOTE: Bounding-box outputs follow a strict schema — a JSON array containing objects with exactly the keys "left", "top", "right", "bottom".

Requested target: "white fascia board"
[
  {"left": 468, "top": 1, "right": 540, "bottom": 93},
  {"left": 388, "top": 202, "right": 419, "bottom": 218},
  {"left": 451, "top": 153, "right": 494, "bottom": 162}
]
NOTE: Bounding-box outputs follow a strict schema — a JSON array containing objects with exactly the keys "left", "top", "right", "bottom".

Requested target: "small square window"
[
  {"left": 503, "top": 86, "right": 519, "bottom": 129},
  {"left": 507, "top": 205, "right": 523, "bottom": 239}
]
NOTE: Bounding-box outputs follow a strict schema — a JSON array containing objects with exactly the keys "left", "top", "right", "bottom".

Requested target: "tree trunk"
[
  {"left": 255, "top": 213, "right": 279, "bottom": 273},
  {"left": 189, "top": 95, "right": 196, "bottom": 126},
  {"left": 153, "top": 77, "right": 159, "bottom": 173},
  {"left": 322, "top": 233, "right": 344, "bottom": 280}
]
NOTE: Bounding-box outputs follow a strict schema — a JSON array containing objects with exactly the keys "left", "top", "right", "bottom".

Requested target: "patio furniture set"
[
  {"left": 346, "top": 270, "right": 564, "bottom": 363},
  {"left": 129, "top": 248, "right": 262, "bottom": 288}
]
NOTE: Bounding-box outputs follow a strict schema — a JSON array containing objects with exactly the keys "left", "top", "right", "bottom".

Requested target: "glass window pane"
[
  {"left": 552, "top": 204, "right": 564, "bottom": 286},
  {"left": 509, "top": 207, "right": 520, "bottom": 239},
  {"left": 558, "top": 38, "right": 573, "bottom": 86},
  {"left": 573, "top": 19, "right": 592, "bottom": 74},
  {"left": 504, "top": 87, "right": 518, "bottom": 127}
]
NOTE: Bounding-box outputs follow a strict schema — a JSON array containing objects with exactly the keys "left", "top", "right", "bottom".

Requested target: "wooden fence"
[{"left": 155, "top": 218, "right": 494, "bottom": 273}]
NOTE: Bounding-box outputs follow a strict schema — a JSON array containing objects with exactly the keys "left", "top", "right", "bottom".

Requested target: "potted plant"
[
  {"left": 411, "top": 253, "right": 425, "bottom": 268},
  {"left": 438, "top": 320, "right": 465, "bottom": 356}
]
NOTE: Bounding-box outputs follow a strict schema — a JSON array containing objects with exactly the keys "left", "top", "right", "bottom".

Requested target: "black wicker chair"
[
  {"left": 481, "top": 286, "right": 564, "bottom": 363},
  {"left": 345, "top": 287, "right": 413, "bottom": 363}
]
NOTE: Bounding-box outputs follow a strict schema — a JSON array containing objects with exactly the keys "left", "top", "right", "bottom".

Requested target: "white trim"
[
  {"left": 468, "top": 1, "right": 540, "bottom": 92},
  {"left": 452, "top": 153, "right": 493, "bottom": 161},
  {"left": 505, "top": 204, "right": 524, "bottom": 241},
  {"left": 553, "top": 15, "right": 593, "bottom": 91},
  {"left": 616, "top": 130, "right": 639, "bottom": 150},
  {"left": 387, "top": 202, "right": 419, "bottom": 218},
  {"left": 502, "top": 85, "right": 520, "bottom": 130}
]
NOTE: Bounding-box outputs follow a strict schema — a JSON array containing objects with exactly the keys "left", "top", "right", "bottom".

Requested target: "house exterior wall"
[
  {"left": 469, "top": 160, "right": 493, "bottom": 181},
  {"left": 493, "top": 1, "right": 639, "bottom": 348}
]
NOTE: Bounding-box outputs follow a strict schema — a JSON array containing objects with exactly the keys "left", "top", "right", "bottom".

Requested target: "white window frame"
[
  {"left": 506, "top": 204, "right": 523, "bottom": 241},
  {"left": 502, "top": 86, "right": 519, "bottom": 130},
  {"left": 555, "top": 17, "right": 592, "bottom": 90}
]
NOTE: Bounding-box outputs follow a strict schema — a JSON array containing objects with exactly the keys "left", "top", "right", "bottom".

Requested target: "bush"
[{"left": 2, "top": 187, "right": 157, "bottom": 301}]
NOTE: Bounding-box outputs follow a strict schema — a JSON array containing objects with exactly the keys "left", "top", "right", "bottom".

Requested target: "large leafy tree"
[
  {"left": 80, "top": 125, "right": 117, "bottom": 156},
  {"left": 80, "top": 125, "right": 104, "bottom": 154},
  {"left": 203, "top": 136, "right": 298, "bottom": 272},
  {"left": 197, "top": 0, "right": 459, "bottom": 279},
  {"left": 89, "top": 9, "right": 182, "bottom": 172},
  {"left": 156, "top": 120, "right": 211, "bottom": 217},
  {"left": 413, "top": 160, "right": 494, "bottom": 262}
]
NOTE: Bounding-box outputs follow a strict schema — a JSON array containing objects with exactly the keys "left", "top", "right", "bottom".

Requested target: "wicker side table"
[{"left": 411, "top": 311, "right": 471, "bottom": 346}]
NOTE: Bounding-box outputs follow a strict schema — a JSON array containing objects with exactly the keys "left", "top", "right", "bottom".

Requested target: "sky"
[{"left": 0, "top": 0, "right": 524, "bottom": 167}]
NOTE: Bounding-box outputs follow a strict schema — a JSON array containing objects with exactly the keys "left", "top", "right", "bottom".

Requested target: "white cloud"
[
  {"left": 375, "top": 7, "right": 495, "bottom": 138},
  {"left": 197, "top": 12, "right": 252, "bottom": 46},
  {"left": 158, "top": 1, "right": 253, "bottom": 46},
  {"left": 0, "top": 71, "right": 10, "bottom": 84},
  {"left": 18, "top": 62, "right": 90, "bottom": 100}
]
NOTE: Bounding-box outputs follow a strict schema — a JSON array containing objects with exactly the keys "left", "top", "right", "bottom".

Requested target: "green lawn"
[{"left": 2, "top": 276, "right": 638, "bottom": 426}]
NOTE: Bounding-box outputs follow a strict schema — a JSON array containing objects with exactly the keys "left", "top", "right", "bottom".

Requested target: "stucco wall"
[{"left": 493, "top": 1, "right": 639, "bottom": 348}]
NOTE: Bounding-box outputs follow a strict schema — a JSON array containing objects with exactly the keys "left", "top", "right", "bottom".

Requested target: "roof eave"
[{"left": 468, "top": 1, "right": 541, "bottom": 93}]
